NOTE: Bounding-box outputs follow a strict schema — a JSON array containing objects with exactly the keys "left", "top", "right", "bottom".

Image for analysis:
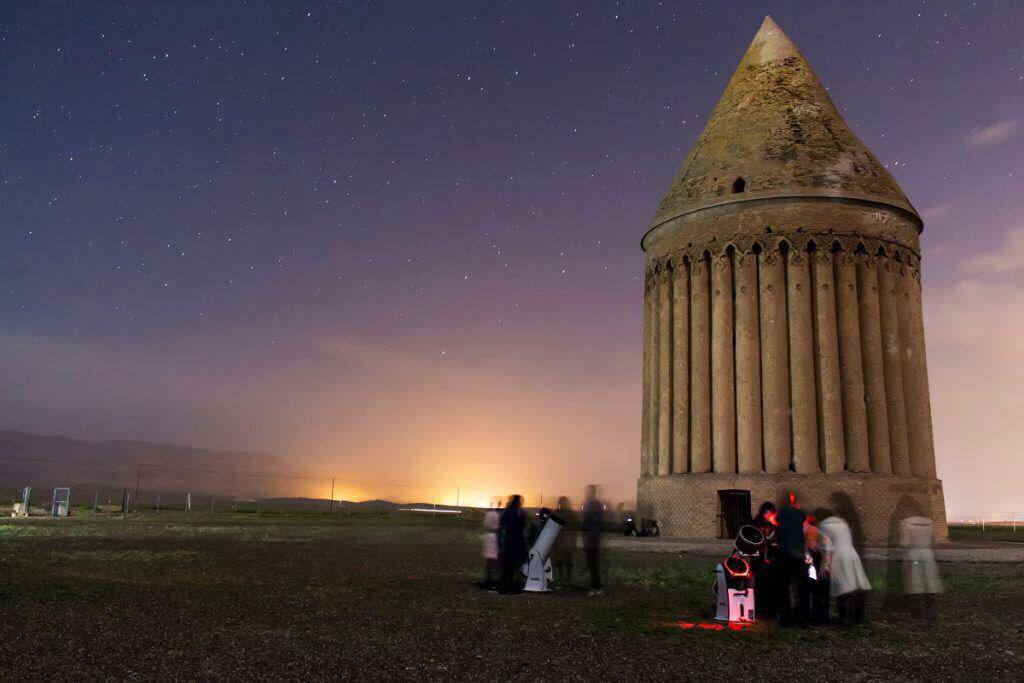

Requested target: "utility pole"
[
  {"left": 134, "top": 465, "right": 142, "bottom": 513},
  {"left": 329, "top": 478, "right": 335, "bottom": 513},
  {"left": 456, "top": 486, "right": 460, "bottom": 507}
]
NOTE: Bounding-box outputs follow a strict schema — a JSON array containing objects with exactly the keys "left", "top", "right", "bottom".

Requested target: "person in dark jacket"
[
  {"left": 751, "top": 501, "right": 779, "bottom": 620},
  {"left": 775, "top": 492, "right": 810, "bottom": 627},
  {"left": 582, "top": 485, "right": 604, "bottom": 596},
  {"left": 498, "top": 494, "right": 527, "bottom": 594},
  {"left": 806, "top": 511, "right": 831, "bottom": 625}
]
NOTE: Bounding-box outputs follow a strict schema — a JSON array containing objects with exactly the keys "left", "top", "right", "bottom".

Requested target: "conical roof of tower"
[{"left": 648, "top": 16, "right": 919, "bottom": 232}]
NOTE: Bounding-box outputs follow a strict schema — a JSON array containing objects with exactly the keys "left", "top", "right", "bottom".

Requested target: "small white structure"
[
  {"left": 13, "top": 487, "right": 31, "bottom": 517},
  {"left": 713, "top": 526, "right": 764, "bottom": 622},
  {"left": 51, "top": 487, "right": 71, "bottom": 517},
  {"left": 521, "top": 515, "right": 563, "bottom": 592},
  {"left": 714, "top": 560, "right": 756, "bottom": 623}
]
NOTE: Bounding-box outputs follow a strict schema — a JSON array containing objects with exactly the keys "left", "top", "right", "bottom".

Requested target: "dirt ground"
[{"left": 0, "top": 512, "right": 1021, "bottom": 680}]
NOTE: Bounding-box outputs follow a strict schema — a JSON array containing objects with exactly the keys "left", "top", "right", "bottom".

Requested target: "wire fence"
[
  {"left": 1, "top": 455, "right": 623, "bottom": 518},
  {"left": 955, "top": 512, "right": 1024, "bottom": 531},
  {"left": 6, "top": 485, "right": 361, "bottom": 516}
]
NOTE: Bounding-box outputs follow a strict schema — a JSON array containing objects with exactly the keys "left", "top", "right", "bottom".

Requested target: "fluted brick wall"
[{"left": 637, "top": 472, "right": 947, "bottom": 544}]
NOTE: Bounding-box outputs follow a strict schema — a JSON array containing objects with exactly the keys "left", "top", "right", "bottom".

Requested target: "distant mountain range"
[
  {"left": 0, "top": 431, "right": 457, "bottom": 510},
  {"left": 0, "top": 430, "right": 293, "bottom": 500}
]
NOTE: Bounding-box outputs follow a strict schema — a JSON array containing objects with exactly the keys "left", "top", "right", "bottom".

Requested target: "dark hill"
[{"left": 0, "top": 430, "right": 289, "bottom": 500}]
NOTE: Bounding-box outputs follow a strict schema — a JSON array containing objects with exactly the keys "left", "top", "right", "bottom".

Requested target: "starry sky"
[{"left": 2, "top": 1, "right": 1023, "bottom": 515}]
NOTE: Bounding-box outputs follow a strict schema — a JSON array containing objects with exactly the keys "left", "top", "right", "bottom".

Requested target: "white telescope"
[{"left": 521, "top": 514, "right": 563, "bottom": 592}]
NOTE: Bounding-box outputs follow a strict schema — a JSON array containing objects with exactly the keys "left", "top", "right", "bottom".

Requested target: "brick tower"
[{"left": 638, "top": 17, "right": 946, "bottom": 543}]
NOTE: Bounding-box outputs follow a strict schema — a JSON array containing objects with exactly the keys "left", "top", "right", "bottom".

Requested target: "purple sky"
[{"left": 2, "top": 2, "right": 1022, "bottom": 515}]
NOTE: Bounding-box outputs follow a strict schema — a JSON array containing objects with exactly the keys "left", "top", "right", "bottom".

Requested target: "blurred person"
[
  {"left": 884, "top": 494, "right": 923, "bottom": 615},
  {"left": 751, "top": 501, "right": 779, "bottom": 620},
  {"left": 614, "top": 502, "right": 627, "bottom": 527},
  {"left": 582, "top": 485, "right": 604, "bottom": 596},
  {"left": 498, "top": 495, "right": 527, "bottom": 594},
  {"left": 820, "top": 512, "right": 871, "bottom": 627},
  {"left": 829, "top": 491, "right": 865, "bottom": 557},
  {"left": 806, "top": 511, "right": 831, "bottom": 625},
  {"left": 550, "top": 496, "right": 577, "bottom": 588},
  {"left": 482, "top": 498, "right": 501, "bottom": 591},
  {"left": 775, "top": 492, "right": 810, "bottom": 627},
  {"left": 900, "top": 515, "right": 942, "bottom": 623}
]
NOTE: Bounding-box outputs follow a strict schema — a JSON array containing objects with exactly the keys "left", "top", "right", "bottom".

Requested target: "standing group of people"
[
  {"left": 483, "top": 488, "right": 943, "bottom": 622},
  {"left": 751, "top": 494, "right": 871, "bottom": 627},
  {"left": 750, "top": 493, "right": 943, "bottom": 627},
  {"left": 482, "top": 485, "right": 605, "bottom": 595}
]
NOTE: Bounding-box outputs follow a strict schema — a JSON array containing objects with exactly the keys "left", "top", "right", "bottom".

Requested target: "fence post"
[
  {"left": 156, "top": 493, "right": 161, "bottom": 513},
  {"left": 93, "top": 492, "right": 98, "bottom": 514},
  {"left": 134, "top": 465, "right": 141, "bottom": 513},
  {"left": 329, "top": 478, "right": 335, "bottom": 513}
]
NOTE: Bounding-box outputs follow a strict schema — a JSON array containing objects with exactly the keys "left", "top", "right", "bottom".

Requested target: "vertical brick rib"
[
  {"left": 856, "top": 252, "right": 893, "bottom": 474},
  {"left": 759, "top": 245, "right": 791, "bottom": 473},
  {"left": 735, "top": 250, "right": 763, "bottom": 473},
  {"left": 689, "top": 255, "right": 712, "bottom": 473},
  {"left": 672, "top": 262, "right": 690, "bottom": 473}
]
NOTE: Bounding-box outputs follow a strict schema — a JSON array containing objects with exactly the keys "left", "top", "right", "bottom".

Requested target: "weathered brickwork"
[
  {"left": 638, "top": 473, "right": 948, "bottom": 543},
  {"left": 636, "top": 17, "right": 947, "bottom": 543}
]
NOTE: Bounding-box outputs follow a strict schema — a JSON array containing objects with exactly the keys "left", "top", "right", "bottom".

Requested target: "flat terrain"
[
  {"left": 949, "top": 524, "right": 1024, "bottom": 545},
  {"left": 1, "top": 513, "right": 1021, "bottom": 680}
]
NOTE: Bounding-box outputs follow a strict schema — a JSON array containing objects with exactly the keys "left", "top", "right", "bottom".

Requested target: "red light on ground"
[{"left": 665, "top": 621, "right": 753, "bottom": 632}]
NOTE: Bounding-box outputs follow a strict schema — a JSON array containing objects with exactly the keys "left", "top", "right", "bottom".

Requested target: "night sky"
[{"left": 2, "top": 1, "right": 1022, "bottom": 515}]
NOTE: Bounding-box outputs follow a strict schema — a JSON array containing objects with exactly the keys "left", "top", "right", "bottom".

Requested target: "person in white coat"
[
  {"left": 820, "top": 514, "right": 872, "bottom": 626},
  {"left": 482, "top": 500, "right": 501, "bottom": 591},
  {"left": 900, "top": 515, "right": 942, "bottom": 621}
]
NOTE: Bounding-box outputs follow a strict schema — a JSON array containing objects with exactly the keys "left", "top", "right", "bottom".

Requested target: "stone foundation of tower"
[{"left": 638, "top": 473, "right": 947, "bottom": 544}]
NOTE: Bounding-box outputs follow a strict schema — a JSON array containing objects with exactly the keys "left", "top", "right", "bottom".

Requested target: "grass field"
[
  {"left": 1, "top": 512, "right": 1022, "bottom": 679},
  {"left": 949, "top": 524, "right": 1024, "bottom": 545}
]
